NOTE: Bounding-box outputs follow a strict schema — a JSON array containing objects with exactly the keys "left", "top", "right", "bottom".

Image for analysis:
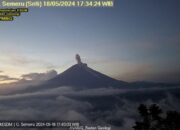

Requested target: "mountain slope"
[
  {"left": 10, "top": 63, "right": 127, "bottom": 94},
  {"left": 46, "top": 63, "right": 127, "bottom": 88}
]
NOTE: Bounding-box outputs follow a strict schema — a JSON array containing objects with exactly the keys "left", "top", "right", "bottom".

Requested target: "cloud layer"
[
  {"left": 0, "top": 70, "right": 57, "bottom": 95},
  {"left": 0, "top": 75, "right": 18, "bottom": 81},
  {"left": 0, "top": 83, "right": 179, "bottom": 130}
]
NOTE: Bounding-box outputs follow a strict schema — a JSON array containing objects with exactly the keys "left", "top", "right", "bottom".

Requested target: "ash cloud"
[{"left": 76, "top": 54, "right": 82, "bottom": 64}]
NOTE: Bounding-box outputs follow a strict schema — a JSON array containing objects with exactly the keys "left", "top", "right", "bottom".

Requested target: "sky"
[{"left": 0, "top": 0, "right": 180, "bottom": 83}]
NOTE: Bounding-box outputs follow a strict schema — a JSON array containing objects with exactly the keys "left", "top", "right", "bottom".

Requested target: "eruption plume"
[{"left": 76, "top": 54, "right": 82, "bottom": 64}]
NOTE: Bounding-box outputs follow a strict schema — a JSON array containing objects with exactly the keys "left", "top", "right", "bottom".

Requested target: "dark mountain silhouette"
[
  {"left": 45, "top": 63, "right": 127, "bottom": 88},
  {"left": 129, "top": 81, "right": 180, "bottom": 88},
  {"left": 11, "top": 55, "right": 127, "bottom": 94},
  {"left": 8, "top": 55, "right": 179, "bottom": 95},
  {"left": 42, "top": 54, "right": 127, "bottom": 89}
]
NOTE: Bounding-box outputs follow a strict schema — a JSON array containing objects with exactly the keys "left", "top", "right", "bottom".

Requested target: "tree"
[
  {"left": 133, "top": 104, "right": 180, "bottom": 130},
  {"left": 163, "top": 111, "right": 180, "bottom": 130}
]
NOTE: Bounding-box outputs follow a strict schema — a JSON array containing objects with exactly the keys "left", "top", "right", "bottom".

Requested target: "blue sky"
[{"left": 0, "top": 0, "right": 180, "bottom": 83}]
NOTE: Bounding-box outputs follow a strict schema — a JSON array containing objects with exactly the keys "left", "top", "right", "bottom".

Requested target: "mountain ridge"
[{"left": 45, "top": 63, "right": 128, "bottom": 88}]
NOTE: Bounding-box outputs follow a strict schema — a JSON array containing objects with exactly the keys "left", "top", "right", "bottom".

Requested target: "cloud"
[
  {"left": 0, "top": 83, "right": 179, "bottom": 130},
  {"left": 67, "top": 88, "right": 128, "bottom": 97},
  {"left": 21, "top": 70, "right": 57, "bottom": 81},
  {"left": 0, "top": 70, "right": 58, "bottom": 95},
  {"left": 0, "top": 75, "right": 19, "bottom": 81},
  {"left": 0, "top": 86, "right": 92, "bottom": 123}
]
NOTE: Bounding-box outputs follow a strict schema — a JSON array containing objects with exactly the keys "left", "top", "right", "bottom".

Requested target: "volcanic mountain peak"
[
  {"left": 12, "top": 55, "right": 179, "bottom": 95},
  {"left": 15, "top": 55, "right": 128, "bottom": 94},
  {"left": 46, "top": 54, "right": 127, "bottom": 88},
  {"left": 75, "top": 54, "right": 88, "bottom": 68}
]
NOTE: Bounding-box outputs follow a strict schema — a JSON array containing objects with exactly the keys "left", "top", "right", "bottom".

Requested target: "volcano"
[
  {"left": 45, "top": 54, "right": 127, "bottom": 88},
  {"left": 14, "top": 55, "right": 127, "bottom": 94},
  {"left": 46, "top": 63, "right": 127, "bottom": 88}
]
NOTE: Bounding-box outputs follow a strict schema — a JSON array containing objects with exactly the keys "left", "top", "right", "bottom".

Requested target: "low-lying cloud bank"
[
  {"left": 0, "top": 75, "right": 18, "bottom": 81},
  {"left": 21, "top": 70, "right": 57, "bottom": 81},
  {"left": 0, "top": 84, "right": 179, "bottom": 130},
  {"left": 0, "top": 70, "right": 57, "bottom": 94}
]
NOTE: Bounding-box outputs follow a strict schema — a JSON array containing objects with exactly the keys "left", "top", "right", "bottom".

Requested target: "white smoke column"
[{"left": 76, "top": 54, "right": 82, "bottom": 64}]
